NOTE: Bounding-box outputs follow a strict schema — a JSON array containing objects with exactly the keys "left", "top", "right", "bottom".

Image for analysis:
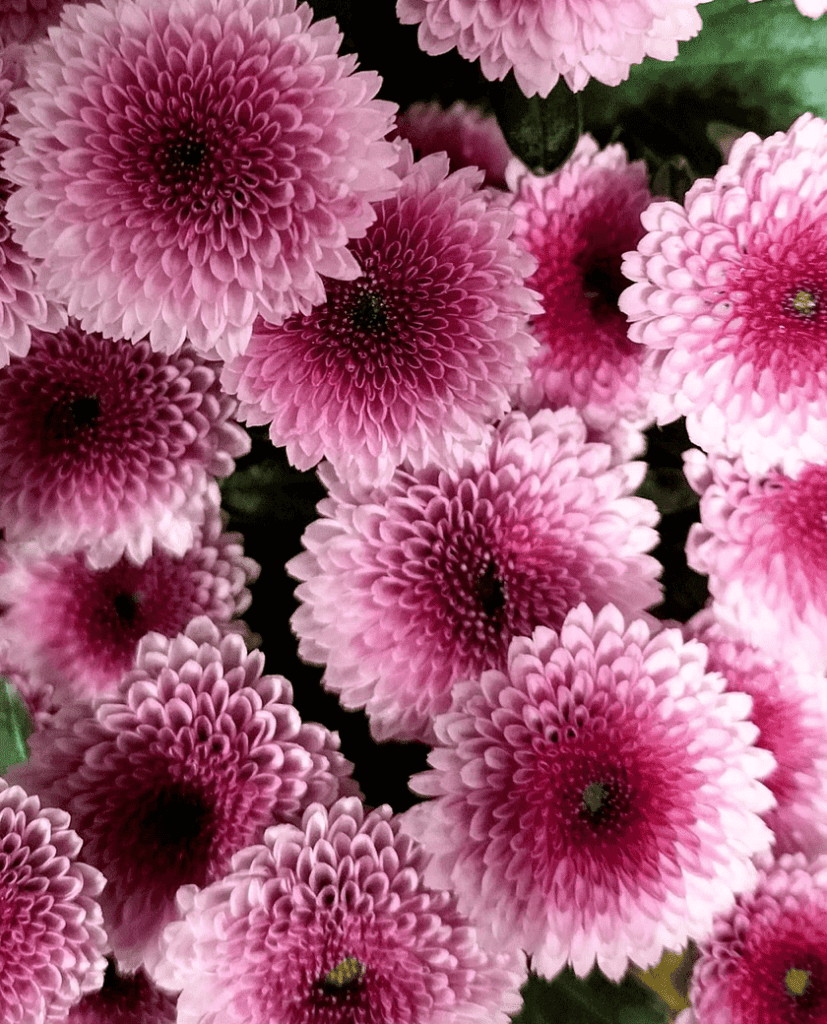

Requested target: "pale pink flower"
[
  {"left": 65, "top": 961, "right": 176, "bottom": 1024},
  {"left": 0, "top": 320, "right": 249, "bottom": 568},
  {"left": 6, "top": 617, "right": 360, "bottom": 974},
  {"left": 222, "top": 145, "right": 541, "bottom": 487},
  {"left": 1, "top": 0, "right": 400, "bottom": 360},
  {"left": 620, "top": 113, "right": 827, "bottom": 477},
  {"left": 397, "top": 0, "right": 709, "bottom": 96},
  {"left": 684, "top": 446, "right": 827, "bottom": 673},
  {"left": 0, "top": 778, "right": 108, "bottom": 1024},
  {"left": 288, "top": 407, "right": 662, "bottom": 745},
  {"left": 507, "top": 135, "right": 658, "bottom": 437},
  {"left": 399, "top": 603, "right": 777, "bottom": 983},
  {"left": 690, "top": 852, "right": 827, "bottom": 1024},
  {"left": 749, "top": 0, "right": 827, "bottom": 18},
  {"left": 152, "top": 798, "right": 527, "bottom": 1024}
]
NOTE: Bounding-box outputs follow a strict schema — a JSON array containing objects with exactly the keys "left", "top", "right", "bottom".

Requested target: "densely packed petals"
[
  {"left": 399, "top": 604, "right": 776, "bottom": 982},
  {"left": 288, "top": 407, "right": 662, "bottom": 744},
  {"left": 397, "top": 0, "right": 709, "bottom": 96},
  {"left": 6, "top": 617, "right": 360, "bottom": 974},
  {"left": 0, "top": 2, "right": 70, "bottom": 45},
  {"left": 1, "top": 0, "right": 400, "bottom": 359},
  {"left": 0, "top": 778, "right": 108, "bottom": 1024},
  {"left": 222, "top": 145, "right": 541, "bottom": 487},
  {"left": 620, "top": 113, "right": 827, "bottom": 477},
  {"left": 0, "top": 320, "right": 248, "bottom": 568},
  {"left": 152, "top": 797, "right": 526, "bottom": 1024},
  {"left": 65, "top": 961, "right": 176, "bottom": 1024}
]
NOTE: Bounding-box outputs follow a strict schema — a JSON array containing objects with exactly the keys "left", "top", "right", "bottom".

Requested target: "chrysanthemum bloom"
[
  {"left": 0, "top": 319, "right": 249, "bottom": 568},
  {"left": 288, "top": 407, "right": 662, "bottom": 744},
  {"left": 6, "top": 616, "right": 360, "bottom": 974},
  {"left": 397, "top": 0, "right": 708, "bottom": 96},
  {"left": 508, "top": 136, "right": 658, "bottom": 438},
  {"left": 66, "top": 960, "right": 176, "bottom": 1024},
  {"left": 620, "top": 113, "right": 827, "bottom": 478},
  {"left": 690, "top": 851, "right": 827, "bottom": 1024},
  {"left": 684, "top": 447, "right": 827, "bottom": 673},
  {"left": 222, "top": 145, "right": 541, "bottom": 487},
  {"left": 1, "top": 0, "right": 400, "bottom": 360},
  {"left": 0, "top": 778, "right": 108, "bottom": 1024},
  {"left": 152, "top": 797, "right": 526, "bottom": 1024},
  {"left": 394, "top": 101, "right": 511, "bottom": 187},
  {"left": 398, "top": 603, "right": 777, "bottom": 982},
  {"left": 0, "top": 507, "right": 260, "bottom": 700}
]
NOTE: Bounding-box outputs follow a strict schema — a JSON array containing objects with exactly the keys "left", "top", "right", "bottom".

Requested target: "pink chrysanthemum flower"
[
  {"left": 397, "top": 0, "right": 708, "bottom": 96},
  {"left": 398, "top": 603, "right": 777, "bottom": 983},
  {"left": 684, "top": 447, "right": 827, "bottom": 673},
  {"left": 222, "top": 144, "right": 541, "bottom": 487},
  {"left": 508, "top": 135, "right": 658, "bottom": 437},
  {"left": 6, "top": 616, "right": 360, "bottom": 974},
  {"left": 0, "top": 319, "right": 249, "bottom": 568},
  {"left": 394, "top": 100, "right": 511, "bottom": 187},
  {"left": 0, "top": 778, "right": 108, "bottom": 1024},
  {"left": 1, "top": 0, "right": 400, "bottom": 360},
  {"left": 288, "top": 407, "right": 662, "bottom": 744},
  {"left": 0, "top": 507, "right": 260, "bottom": 700},
  {"left": 690, "top": 852, "right": 827, "bottom": 1024},
  {"left": 620, "top": 113, "right": 827, "bottom": 478},
  {"left": 686, "top": 608, "right": 827, "bottom": 859},
  {"left": 66, "top": 961, "right": 176, "bottom": 1024},
  {"left": 152, "top": 797, "right": 526, "bottom": 1024}
]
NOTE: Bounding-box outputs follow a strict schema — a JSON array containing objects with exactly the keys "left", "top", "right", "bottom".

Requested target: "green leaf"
[
  {"left": 491, "top": 73, "right": 582, "bottom": 174},
  {"left": 511, "top": 967, "right": 670, "bottom": 1024},
  {"left": 0, "top": 680, "right": 31, "bottom": 774}
]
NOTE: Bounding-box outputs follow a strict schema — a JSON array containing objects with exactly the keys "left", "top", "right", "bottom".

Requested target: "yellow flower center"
[
  {"left": 785, "top": 967, "right": 810, "bottom": 997},
  {"left": 792, "top": 289, "right": 817, "bottom": 316}
]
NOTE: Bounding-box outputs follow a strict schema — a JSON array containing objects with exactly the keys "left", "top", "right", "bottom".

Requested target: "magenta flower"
[
  {"left": 0, "top": 319, "right": 249, "bottom": 568},
  {"left": 399, "top": 603, "right": 776, "bottom": 982},
  {"left": 222, "top": 144, "right": 541, "bottom": 487},
  {"left": 0, "top": 778, "right": 108, "bottom": 1024},
  {"left": 288, "top": 407, "right": 662, "bottom": 744},
  {"left": 0, "top": 506, "right": 260, "bottom": 700},
  {"left": 690, "top": 852, "right": 827, "bottom": 1024},
  {"left": 684, "top": 447, "right": 827, "bottom": 673},
  {"left": 1, "top": 0, "right": 400, "bottom": 360},
  {"left": 6, "top": 616, "right": 360, "bottom": 974},
  {"left": 66, "top": 961, "right": 176, "bottom": 1024},
  {"left": 152, "top": 798, "right": 526, "bottom": 1024},
  {"left": 620, "top": 113, "right": 827, "bottom": 477},
  {"left": 507, "top": 135, "right": 657, "bottom": 437},
  {"left": 394, "top": 100, "right": 511, "bottom": 187},
  {"left": 397, "top": 0, "right": 708, "bottom": 95}
]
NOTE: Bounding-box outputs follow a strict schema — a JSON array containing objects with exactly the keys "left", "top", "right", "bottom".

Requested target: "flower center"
[
  {"left": 785, "top": 967, "right": 811, "bottom": 998},
  {"left": 788, "top": 287, "right": 819, "bottom": 319},
  {"left": 320, "top": 956, "right": 366, "bottom": 991},
  {"left": 581, "top": 781, "right": 609, "bottom": 815},
  {"left": 162, "top": 134, "right": 209, "bottom": 185},
  {"left": 349, "top": 290, "right": 389, "bottom": 335},
  {"left": 149, "top": 788, "right": 212, "bottom": 849},
  {"left": 113, "top": 592, "right": 141, "bottom": 625},
  {"left": 69, "top": 395, "right": 100, "bottom": 428},
  {"left": 473, "top": 560, "right": 506, "bottom": 617}
]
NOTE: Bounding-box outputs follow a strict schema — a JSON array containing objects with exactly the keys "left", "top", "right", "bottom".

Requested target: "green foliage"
[
  {"left": 490, "top": 74, "right": 583, "bottom": 174},
  {"left": 511, "top": 967, "right": 670, "bottom": 1024},
  {"left": 0, "top": 680, "right": 31, "bottom": 775}
]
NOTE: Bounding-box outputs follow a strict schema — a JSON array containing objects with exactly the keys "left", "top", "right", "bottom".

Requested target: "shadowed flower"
[
  {"left": 65, "top": 960, "right": 176, "bottom": 1024},
  {"left": 690, "top": 852, "right": 827, "bottom": 1024},
  {"left": 5, "top": 616, "right": 360, "bottom": 975},
  {"left": 0, "top": 507, "right": 260, "bottom": 700},
  {"left": 222, "top": 145, "right": 541, "bottom": 487},
  {"left": 0, "top": 778, "right": 108, "bottom": 1024},
  {"left": 399, "top": 604, "right": 776, "bottom": 983},
  {"left": 397, "top": 0, "right": 709, "bottom": 96},
  {"left": 288, "top": 407, "right": 662, "bottom": 744},
  {"left": 152, "top": 798, "right": 527, "bottom": 1024},
  {"left": 1, "top": 0, "right": 400, "bottom": 359},
  {"left": 619, "top": 113, "right": 827, "bottom": 478},
  {"left": 0, "top": 2, "right": 72, "bottom": 45},
  {"left": 0, "top": 320, "right": 249, "bottom": 568}
]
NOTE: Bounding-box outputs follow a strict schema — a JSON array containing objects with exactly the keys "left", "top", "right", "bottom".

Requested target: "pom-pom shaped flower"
[
  {"left": 66, "top": 960, "right": 176, "bottom": 1024},
  {"left": 6, "top": 616, "right": 360, "bottom": 974},
  {"left": 395, "top": 100, "right": 511, "bottom": 187},
  {"left": 508, "top": 136, "right": 657, "bottom": 435},
  {"left": 222, "top": 146, "right": 541, "bottom": 487},
  {"left": 620, "top": 113, "right": 827, "bottom": 477},
  {"left": 0, "top": 319, "right": 249, "bottom": 568},
  {"left": 0, "top": 778, "right": 108, "bottom": 1024},
  {"left": 690, "top": 852, "right": 827, "bottom": 1024},
  {"left": 0, "top": 507, "right": 260, "bottom": 700},
  {"left": 1, "top": 0, "right": 400, "bottom": 360},
  {"left": 686, "top": 608, "right": 827, "bottom": 859},
  {"left": 152, "top": 797, "right": 526, "bottom": 1024},
  {"left": 288, "top": 407, "right": 662, "bottom": 743},
  {"left": 397, "top": 0, "right": 708, "bottom": 96},
  {"left": 399, "top": 603, "right": 777, "bottom": 983},
  {"left": 684, "top": 447, "right": 827, "bottom": 673}
]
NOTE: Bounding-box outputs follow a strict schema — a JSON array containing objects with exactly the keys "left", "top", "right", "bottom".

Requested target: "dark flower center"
[
  {"left": 150, "top": 788, "right": 212, "bottom": 849},
  {"left": 581, "top": 781, "right": 609, "bottom": 815},
  {"left": 113, "top": 591, "right": 140, "bottom": 624},
  {"left": 320, "top": 956, "right": 366, "bottom": 991},
  {"left": 786, "top": 967, "right": 811, "bottom": 998},
  {"left": 164, "top": 137, "right": 207, "bottom": 174},
  {"left": 580, "top": 253, "right": 626, "bottom": 319},
  {"left": 474, "top": 560, "right": 506, "bottom": 617},
  {"left": 69, "top": 395, "right": 100, "bottom": 428},
  {"left": 576, "top": 773, "right": 631, "bottom": 833},
  {"left": 349, "top": 290, "right": 389, "bottom": 334}
]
